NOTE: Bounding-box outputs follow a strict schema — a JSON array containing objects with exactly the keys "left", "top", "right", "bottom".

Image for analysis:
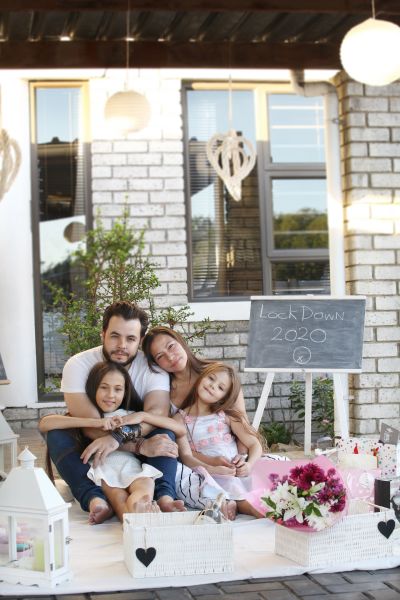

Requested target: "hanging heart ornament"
[
  {"left": 0, "top": 128, "right": 21, "bottom": 201},
  {"left": 206, "top": 129, "right": 256, "bottom": 201}
]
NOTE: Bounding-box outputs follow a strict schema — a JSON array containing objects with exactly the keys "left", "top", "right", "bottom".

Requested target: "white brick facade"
[{"left": 336, "top": 72, "right": 400, "bottom": 436}]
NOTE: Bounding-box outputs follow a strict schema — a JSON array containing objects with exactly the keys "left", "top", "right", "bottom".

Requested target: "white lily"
[{"left": 282, "top": 491, "right": 309, "bottom": 523}]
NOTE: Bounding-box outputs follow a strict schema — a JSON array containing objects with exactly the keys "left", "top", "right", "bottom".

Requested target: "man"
[{"left": 46, "top": 301, "right": 184, "bottom": 524}]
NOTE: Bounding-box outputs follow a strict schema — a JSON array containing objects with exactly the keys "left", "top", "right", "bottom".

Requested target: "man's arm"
[
  {"left": 124, "top": 389, "right": 178, "bottom": 458},
  {"left": 140, "top": 389, "right": 170, "bottom": 435}
]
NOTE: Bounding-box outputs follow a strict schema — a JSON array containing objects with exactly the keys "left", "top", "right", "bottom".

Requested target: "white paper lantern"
[
  {"left": 104, "top": 90, "right": 151, "bottom": 135},
  {"left": 0, "top": 448, "right": 71, "bottom": 587},
  {"left": 340, "top": 18, "right": 400, "bottom": 86}
]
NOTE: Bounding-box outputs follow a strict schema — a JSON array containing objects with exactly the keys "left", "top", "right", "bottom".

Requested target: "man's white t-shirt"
[{"left": 61, "top": 346, "right": 170, "bottom": 403}]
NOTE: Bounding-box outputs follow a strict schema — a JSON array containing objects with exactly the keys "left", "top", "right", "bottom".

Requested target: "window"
[
  {"left": 30, "top": 83, "right": 91, "bottom": 396},
  {"left": 184, "top": 85, "right": 330, "bottom": 300}
]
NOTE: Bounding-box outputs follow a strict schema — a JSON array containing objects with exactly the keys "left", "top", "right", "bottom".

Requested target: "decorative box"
[
  {"left": 336, "top": 437, "right": 400, "bottom": 478},
  {"left": 275, "top": 500, "right": 398, "bottom": 568},
  {"left": 123, "top": 511, "right": 233, "bottom": 578}
]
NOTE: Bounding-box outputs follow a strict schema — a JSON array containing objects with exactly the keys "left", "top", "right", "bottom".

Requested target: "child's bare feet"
[
  {"left": 88, "top": 497, "right": 114, "bottom": 525},
  {"left": 221, "top": 499, "right": 238, "bottom": 521},
  {"left": 133, "top": 500, "right": 161, "bottom": 513},
  {"left": 157, "top": 496, "right": 186, "bottom": 512}
]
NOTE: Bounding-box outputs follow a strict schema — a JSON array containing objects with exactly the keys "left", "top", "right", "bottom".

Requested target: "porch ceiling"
[{"left": 1, "top": 1, "right": 400, "bottom": 70}]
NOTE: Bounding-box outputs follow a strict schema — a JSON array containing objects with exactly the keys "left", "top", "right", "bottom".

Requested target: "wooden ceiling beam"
[
  {"left": 2, "top": 0, "right": 400, "bottom": 15},
  {"left": 0, "top": 40, "right": 341, "bottom": 69}
]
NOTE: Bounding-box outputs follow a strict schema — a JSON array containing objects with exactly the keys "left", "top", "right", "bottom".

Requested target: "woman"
[{"left": 142, "top": 326, "right": 250, "bottom": 515}]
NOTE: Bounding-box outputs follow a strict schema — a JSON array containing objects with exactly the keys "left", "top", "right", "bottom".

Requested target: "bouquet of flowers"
[{"left": 261, "top": 461, "right": 347, "bottom": 531}]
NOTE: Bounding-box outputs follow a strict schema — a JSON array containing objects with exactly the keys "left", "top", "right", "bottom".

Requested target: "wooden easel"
[{"left": 251, "top": 371, "right": 349, "bottom": 456}]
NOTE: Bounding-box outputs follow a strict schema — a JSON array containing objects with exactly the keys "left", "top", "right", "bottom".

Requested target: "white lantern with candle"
[{"left": 0, "top": 447, "right": 71, "bottom": 587}]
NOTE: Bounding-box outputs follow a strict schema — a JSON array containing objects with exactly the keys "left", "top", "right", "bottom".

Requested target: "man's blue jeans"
[{"left": 46, "top": 428, "right": 178, "bottom": 512}]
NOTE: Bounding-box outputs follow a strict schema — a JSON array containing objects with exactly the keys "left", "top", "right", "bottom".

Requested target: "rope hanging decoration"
[
  {"left": 205, "top": 72, "right": 256, "bottom": 202},
  {"left": 206, "top": 129, "right": 256, "bottom": 201},
  {"left": 0, "top": 128, "right": 21, "bottom": 201}
]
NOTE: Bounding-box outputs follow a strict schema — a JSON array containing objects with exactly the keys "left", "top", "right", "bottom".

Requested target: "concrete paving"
[{"left": 3, "top": 569, "right": 400, "bottom": 600}]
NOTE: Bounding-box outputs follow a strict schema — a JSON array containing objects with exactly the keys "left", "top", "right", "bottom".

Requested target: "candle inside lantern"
[{"left": 33, "top": 538, "right": 45, "bottom": 571}]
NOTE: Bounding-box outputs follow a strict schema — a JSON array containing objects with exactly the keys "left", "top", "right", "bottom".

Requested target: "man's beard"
[{"left": 102, "top": 346, "right": 135, "bottom": 367}]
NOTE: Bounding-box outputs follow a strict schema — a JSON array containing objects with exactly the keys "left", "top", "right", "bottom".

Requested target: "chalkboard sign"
[
  {"left": 245, "top": 296, "right": 366, "bottom": 373},
  {"left": 0, "top": 353, "right": 9, "bottom": 383}
]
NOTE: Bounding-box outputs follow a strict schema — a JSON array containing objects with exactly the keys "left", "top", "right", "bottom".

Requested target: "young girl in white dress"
[
  {"left": 173, "top": 362, "right": 265, "bottom": 518},
  {"left": 40, "top": 361, "right": 185, "bottom": 522}
]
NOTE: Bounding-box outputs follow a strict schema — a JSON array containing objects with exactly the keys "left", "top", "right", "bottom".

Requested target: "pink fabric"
[{"left": 246, "top": 455, "right": 347, "bottom": 518}]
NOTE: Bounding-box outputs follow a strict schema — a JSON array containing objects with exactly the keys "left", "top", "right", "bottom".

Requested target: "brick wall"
[
  {"left": 13, "top": 72, "right": 400, "bottom": 445},
  {"left": 335, "top": 72, "right": 400, "bottom": 436}
]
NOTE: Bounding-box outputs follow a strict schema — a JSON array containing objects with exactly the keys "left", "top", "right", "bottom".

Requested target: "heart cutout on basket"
[
  {"left": 377, "top": 519, "right": 396, "bottom": 539},
  {"left": 136, "top": 547, "right": 156, "bottom": 567}
]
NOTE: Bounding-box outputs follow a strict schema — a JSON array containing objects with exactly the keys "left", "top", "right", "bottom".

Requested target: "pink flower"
[
  {"left": 199, "top": 439, "right": 208, "bottom": 447},
  {"left": 224, "top": 434, "right": 233, "bottom": 443},
  {"left": 207, "top": 425, "right": 215, "bottom": 433},
  {"left": 217, "top": 422, "right": 225, "bottom": 431}
]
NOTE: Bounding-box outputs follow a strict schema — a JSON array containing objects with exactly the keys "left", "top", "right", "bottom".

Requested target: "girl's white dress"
[
  {"left": 87, "top": 409, "right": 162, "bottom": 488},
  {"left": 179, "top": 409, "right": 252, "bottom": 501}
]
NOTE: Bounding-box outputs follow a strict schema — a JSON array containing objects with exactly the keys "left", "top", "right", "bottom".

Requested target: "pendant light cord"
[
  {"left": 125, "top": 0, "right": 131, "bottom": 91},
  {"left": 371, "top": 0, "right": 376, "bottom": 19},
  {"left": 228, "top": 42, "right": 233, "bottom": 129}
]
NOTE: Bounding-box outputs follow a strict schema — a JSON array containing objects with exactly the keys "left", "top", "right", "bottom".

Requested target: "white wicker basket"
[
  {"left": 123, "top": 511, "right": 233, "bottom": 578},
  {"left": 275, "top": 500, "right": 398, "bottom": 568}
]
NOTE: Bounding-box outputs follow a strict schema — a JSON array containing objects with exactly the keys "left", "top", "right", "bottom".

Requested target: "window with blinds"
[
  {"left": 31, "top": 83, "right": 90, "bottom": 396},
  {"left": 186, "top": 89, "right": 263, "bottom": 299},
  {"left": 184, "top": 85, "right": 330, "bottom": 300}
]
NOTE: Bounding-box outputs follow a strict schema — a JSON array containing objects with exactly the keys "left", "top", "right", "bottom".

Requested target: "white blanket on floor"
[{"left": 2, "top": 498, "right": 400, "bottom": 596}]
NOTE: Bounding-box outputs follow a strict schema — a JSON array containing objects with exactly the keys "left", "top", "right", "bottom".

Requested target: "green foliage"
[
  {"left": 45, "top": 209, "right": 221, "bottom": 361},
  {"left": 273, "top": 208, "right": 328, "bottom": 250},
  {"left": 260, "top": 421, "right": 292, "bottom": 447},
  {"left": 290, "top": 377, "right": 334, "bottom": 438}
]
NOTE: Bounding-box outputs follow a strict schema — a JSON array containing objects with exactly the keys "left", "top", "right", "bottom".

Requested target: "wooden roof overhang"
[{"left": 0, "top": 1, "right": 399, "bottom": 70}]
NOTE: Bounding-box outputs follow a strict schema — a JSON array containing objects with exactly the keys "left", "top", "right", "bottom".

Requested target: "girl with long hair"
[{"left": 40, "top": 361, "right": 185, "bottom": 522}]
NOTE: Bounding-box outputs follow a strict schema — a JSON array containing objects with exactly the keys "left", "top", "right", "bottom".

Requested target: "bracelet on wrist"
[{"left": 110, "top": 424, "right": 142, "bottom": 446}]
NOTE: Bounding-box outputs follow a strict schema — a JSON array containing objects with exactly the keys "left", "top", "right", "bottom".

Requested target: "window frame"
[
  {"left": 29, "top": 80, "right": 92, "bottom": 400},
  {"left": 184, "top": 81, "right": 330, "bottom": 302}
]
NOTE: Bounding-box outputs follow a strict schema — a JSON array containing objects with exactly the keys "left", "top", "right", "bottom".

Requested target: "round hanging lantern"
[
  {"left": 104, "top": 90, "right": 151, "bottom": 134},
  {"left": 340, "top": 18, "right": 400, "bottom": 86}
]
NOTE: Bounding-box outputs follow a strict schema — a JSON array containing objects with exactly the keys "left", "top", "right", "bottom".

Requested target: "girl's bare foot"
[
  {"left": 157, "top": 496, "right": 186, "bottom": 512},
  {"left": 88, "top": 497, "right": 114, "bottom": 525},
  {"left": 133, "top": 500, "right": 161, "bottom": 513}
]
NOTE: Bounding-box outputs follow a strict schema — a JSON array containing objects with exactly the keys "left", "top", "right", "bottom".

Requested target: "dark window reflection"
[
  {"left": 272, "top": 261, "right": 330, "bottom": 295},
  {"left": 34, "top": 86, "right": 88, "bottom": 388}
]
